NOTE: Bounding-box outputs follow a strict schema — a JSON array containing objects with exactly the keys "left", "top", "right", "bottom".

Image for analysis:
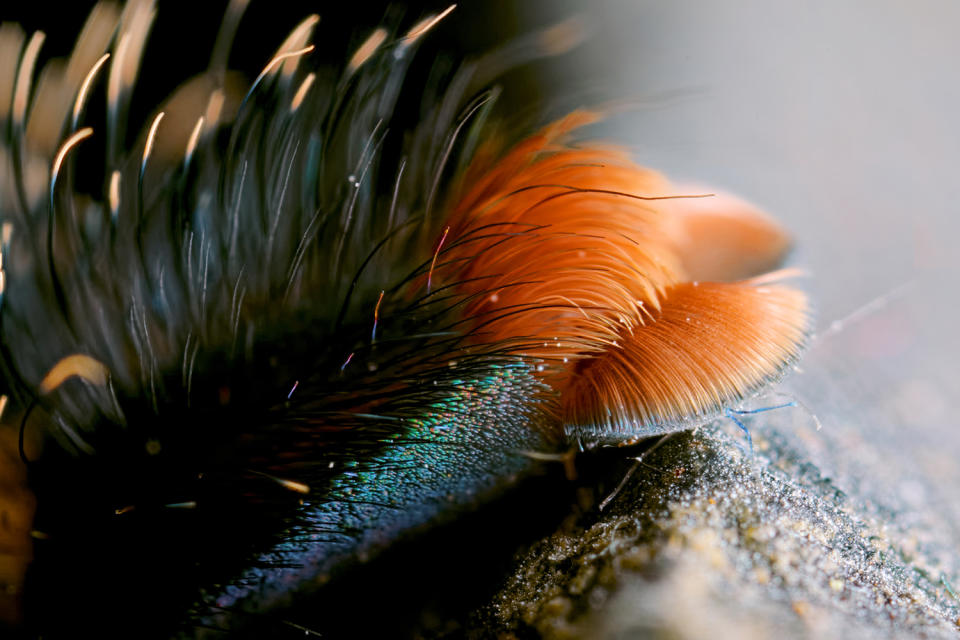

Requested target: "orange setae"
[{"left": 440, "top": 112, "right": 810, "bottom": 441}]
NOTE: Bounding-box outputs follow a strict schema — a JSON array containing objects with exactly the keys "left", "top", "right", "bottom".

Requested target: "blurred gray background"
[
  {"left": 515, "top": 0, "right": 960, "bottom": 497},
  {"left": 521, "top": 0, "right": 958, "bottom": 316}
]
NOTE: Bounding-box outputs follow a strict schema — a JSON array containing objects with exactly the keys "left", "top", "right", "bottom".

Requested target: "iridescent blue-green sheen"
[{"left": 197, "top": 361, "right": 551, "bottom": 628}]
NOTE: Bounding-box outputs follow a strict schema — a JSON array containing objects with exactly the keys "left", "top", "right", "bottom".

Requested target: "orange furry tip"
[
  {"left": 563, "top": 280, "right": 809, "bottom": 443},
  {"left": 437, "top": 111, "right": 811, "bottom": 444}
]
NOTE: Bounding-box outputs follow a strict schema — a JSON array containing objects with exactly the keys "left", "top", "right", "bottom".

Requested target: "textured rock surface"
[{"left": 486, "top": 409, "right": 960, "bottom": 638}]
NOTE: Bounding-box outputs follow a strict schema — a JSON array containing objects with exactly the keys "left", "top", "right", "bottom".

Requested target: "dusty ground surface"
[{"left": 483, "top": 379, "right": 960, "bottom": 639}]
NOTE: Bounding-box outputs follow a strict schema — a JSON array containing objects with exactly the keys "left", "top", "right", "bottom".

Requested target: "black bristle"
[{"left": 0, "top": 2, "right": 561, "bottom": 636}]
